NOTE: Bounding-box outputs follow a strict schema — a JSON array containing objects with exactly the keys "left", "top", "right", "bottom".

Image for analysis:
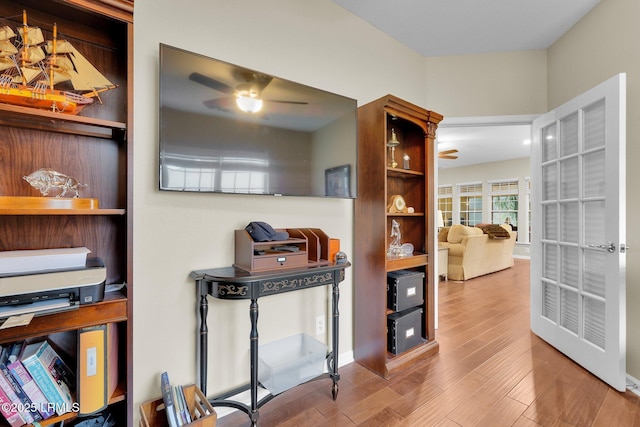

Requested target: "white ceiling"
[
  {"left": 333, "top": 0, "right": 601, "bottom": 169},
  {"left": 332, "top": 0, "right": 601, "bottom": 57},
  {"left": 437, "top": 123, "right": 532, "bottom": 169}
]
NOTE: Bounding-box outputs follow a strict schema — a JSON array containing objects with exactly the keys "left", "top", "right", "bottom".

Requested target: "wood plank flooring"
[{"left": 216, "top": 259, "right": 640, "bottom": 426}]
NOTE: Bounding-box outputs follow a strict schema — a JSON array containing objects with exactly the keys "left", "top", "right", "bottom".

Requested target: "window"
[
  {"left": 164, "top": 164, "right": 216, "bottom": 191},
  {"left": 490, "top": 179, "right": 518, "bottom": 227},
  {"left": 163, "top": 152, "right": 268, "bottom": 193},
  {"left": 438, "top": 185, "right": 453, "bottom": 226},
  {"left": 458, "top": 183, "right": 482, "bottom": 226}
]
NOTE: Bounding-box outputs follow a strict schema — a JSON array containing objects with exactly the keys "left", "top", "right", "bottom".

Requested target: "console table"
[{"left": 190, "top": 262, "right": 350, "bottom": 426}]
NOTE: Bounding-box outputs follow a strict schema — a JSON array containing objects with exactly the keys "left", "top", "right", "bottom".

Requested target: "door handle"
[{"left": 588, "top": 242, "right": 616, "bottom": 253}]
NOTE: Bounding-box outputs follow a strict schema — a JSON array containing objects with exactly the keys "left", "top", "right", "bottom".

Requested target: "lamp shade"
[{"left": 437, "top": 210, "right": 445, "bottom": 228}]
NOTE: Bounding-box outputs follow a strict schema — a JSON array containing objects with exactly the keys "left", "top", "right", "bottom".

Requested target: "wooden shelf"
[
  {"left": 0, "top": 208, "right": 125, "bottom": 215},
  {"left": 28, "top": 381, "right": 127, "bottom": 427},
  {"left": 0, "top": 196, "right": 125, "bottom": 215},
  {"left": 387, "top": 167, "right": 424, "bottom": 178},
  {"left": 0, "top": 291, "right": 127, "bottom": 344},
  {"left": 355, "top": 95, "right": 442, "bottom": 378},
  {"left": 0, "top": 103, "right": 126, "bottom": 140},
  {"left": 386, "top": 212, "right": 425, "bottom": 217},
  {"left": 386, "top": 253, "right": 428, "bottom": 271}
]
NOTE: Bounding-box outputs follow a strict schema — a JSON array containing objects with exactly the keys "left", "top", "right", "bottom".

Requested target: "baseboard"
[
  {"left": 627, "top": 373, "right": 640, "bottom": 395},
  {"left": 338, "top": 349, "right": 355, "bottom": 367}
]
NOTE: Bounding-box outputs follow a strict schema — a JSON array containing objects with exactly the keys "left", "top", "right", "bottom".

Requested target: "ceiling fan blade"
[
  {"left": 189, "top": 72, "right": 235, "bottom": 94},
  {"left": 438, "top": 149, "right": 459, "bottom": 156},
  {"left": 203, "top": 96, "right": 235, "bottom": 110},
  {"left": 267, "top": 99, "right": 309, "bottom": 105},
  {"left": 439, "top": 155, "right": 458, "bottom": 159}
]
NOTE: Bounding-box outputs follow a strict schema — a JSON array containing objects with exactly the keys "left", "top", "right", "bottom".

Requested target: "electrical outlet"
[{"left": 315, "top": 315, "right": 325, "bottom": 335}]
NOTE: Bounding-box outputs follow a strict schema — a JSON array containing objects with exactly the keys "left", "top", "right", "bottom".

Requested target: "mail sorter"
[{"left": 0, "top": 258, "right": 106, "bottom": 319}]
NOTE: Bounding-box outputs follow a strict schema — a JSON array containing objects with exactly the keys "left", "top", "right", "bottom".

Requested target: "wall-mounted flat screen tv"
[{"left": 159, "top": 44, "right": 357, "bottom": 199}]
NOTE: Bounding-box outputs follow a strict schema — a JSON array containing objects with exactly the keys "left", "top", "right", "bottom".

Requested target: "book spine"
[
  {"left": 0, "top": 385, "right": 24, "bottom": 427},
  {"left": 173, "top": 385, "right": 184, "bottom": 426},
  {"left": 38, "top": 342, "right": 76, "bottom": 399},
  {"left": 8, "top": 360, "right": 55, "bottom": 419},
  {"left": 161, "top": 372, "right": 179, "bottom": 427},
  {"left": 178, "top": 385, "right": 192, "bottom": 424},
  {"left": 22, "top": 356, "right": 69, "bottom": 416},
  {"left": 6, "top": 343, "right": 22, "bottom": 365},
  {"left": 0, "top": 347, "right": 9, "bottom": 367},
  {"left": 0, "top": 367, "right": 32, "bottom": 423},
  {"left": 0, "top": 363, "right": 41, "bottom": 422}
]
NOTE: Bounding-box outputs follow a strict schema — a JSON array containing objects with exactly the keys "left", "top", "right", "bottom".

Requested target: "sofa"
[{"left": 438, "top": 224, "right": 517, "bottom": 281}]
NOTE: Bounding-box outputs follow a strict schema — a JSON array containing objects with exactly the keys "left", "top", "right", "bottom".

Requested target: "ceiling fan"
[
  {"left": 188, "top": 71, "right": 308, "bottom": 113},
  {"left": 438, "top": 149, "right": 459, "bottom": 160}
]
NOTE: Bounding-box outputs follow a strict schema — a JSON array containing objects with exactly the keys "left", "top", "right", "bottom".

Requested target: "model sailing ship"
[{"left": 0, "top": 10, "right": 116, "bottom": 115}]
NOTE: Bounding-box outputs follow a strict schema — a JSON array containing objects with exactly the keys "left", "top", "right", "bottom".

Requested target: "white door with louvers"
[{"left": 530, "top": 73, "right": 627, "bottom": 391}]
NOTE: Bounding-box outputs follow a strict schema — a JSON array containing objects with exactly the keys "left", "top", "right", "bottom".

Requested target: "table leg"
[
  {"left": 331, "top": 278, "right": 340, "bottom": 400},
  {"left": 249, "top": 298, "right": 259, "bottom": 425},
  {"left": 198, "top": 280, "right": 209, "bottom": 395}
]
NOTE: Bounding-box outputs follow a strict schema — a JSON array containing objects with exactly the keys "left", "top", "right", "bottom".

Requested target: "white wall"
[
  {"left": 133, "top": 0, "right": 432, "bottom": 418},
  {"left": 425, "top": 50, "right": 548, "bottom": 117},
  {"left": 424, "top": 50, "right": 547, "bottom": 267}
]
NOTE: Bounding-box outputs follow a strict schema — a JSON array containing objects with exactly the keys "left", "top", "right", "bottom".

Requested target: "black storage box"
[
  {"left": 387, "top": 269, "right": 424, "bottom": 312},
  {"left": 387, "top": 306, "right": 424, "bottom": 354}
]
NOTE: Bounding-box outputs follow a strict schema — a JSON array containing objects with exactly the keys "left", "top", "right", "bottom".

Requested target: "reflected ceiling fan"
[
  {"left": 438, "top": 149, "right": 459, "bottom": 160},
  {"left": 188, "top": 71, "right": 308, "bottom": 113}
]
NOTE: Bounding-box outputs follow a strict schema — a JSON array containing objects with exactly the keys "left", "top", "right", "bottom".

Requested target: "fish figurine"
[{"left": 23, "top": 168, "right": 86, "bottom": 198}]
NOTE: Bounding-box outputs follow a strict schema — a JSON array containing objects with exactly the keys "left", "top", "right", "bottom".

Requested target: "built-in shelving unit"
[
  {"left": 354, "top": 95, "right": 442, "bottom": 378},
  {"left": 0, "top": 0, "right": 133, "bottom": 424}
]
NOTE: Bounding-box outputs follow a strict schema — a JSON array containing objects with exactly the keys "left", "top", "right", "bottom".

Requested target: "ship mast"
[
  {"left": 49, "top": 23, "right": 57, "bottom": 91},
  {"left": 19, "top": 10, "right": 27, "bottom": 85}
]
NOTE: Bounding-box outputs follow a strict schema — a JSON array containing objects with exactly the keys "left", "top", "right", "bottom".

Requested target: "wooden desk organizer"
[
  {"left": 139, "top": 384, "right": 216, "bottom": 427},
  {"left": 234, "top": 228, "right": 334, "bottom": 273}
]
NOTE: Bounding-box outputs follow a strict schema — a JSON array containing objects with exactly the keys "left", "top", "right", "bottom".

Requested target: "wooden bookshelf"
[
  {"left": 354, "top": 95, "right": 441, "bottom": 378},
  {"left": 0, "top": 0, "right": 133, "bottom": 423}
]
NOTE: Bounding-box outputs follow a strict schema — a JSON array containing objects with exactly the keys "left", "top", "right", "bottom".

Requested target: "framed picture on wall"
[{"left": 325, "top": 165, "right": 351, "bottom": 197}]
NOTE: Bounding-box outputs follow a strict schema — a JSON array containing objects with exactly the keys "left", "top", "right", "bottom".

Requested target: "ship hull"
[{"left": 0, "top": 84, "right": 93, "bottom": 114}]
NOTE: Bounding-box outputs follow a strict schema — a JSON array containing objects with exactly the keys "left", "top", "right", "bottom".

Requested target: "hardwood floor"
[{"left": 216, "top": 259, "right": 640, "bottom": 426}]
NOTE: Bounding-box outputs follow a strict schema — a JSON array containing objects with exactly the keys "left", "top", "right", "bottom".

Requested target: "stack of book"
[
  {"left": 0, "top": 340, "right": 75, "bottom": 427},
  {"left": 161, "top": 372, "right": 193, "bottom": 427},
  {"left": 0, "top": 322, "right": 119, "bottom": 426},
  {"left": 139, "top": 377, "right": 216, "bottom": 427}
]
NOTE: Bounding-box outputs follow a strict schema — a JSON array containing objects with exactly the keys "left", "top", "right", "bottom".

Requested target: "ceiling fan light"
[{"left": 236, "top": 94, "right": 263, "bottom": 113}]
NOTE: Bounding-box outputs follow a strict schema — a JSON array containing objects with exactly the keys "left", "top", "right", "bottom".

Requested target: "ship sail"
[
  {"left": 0, "top": 25, "right": 16, "bottom": 42},
  {"left": 0, "top": 25, "right": 17, "bottom": 57},
  {"left": 19, "top": 25, "right": 43, "bottom": 45},
  {"left": 0, "top": 58, "right": 14, "bottom": 72},
  {"left": 0, "top": 25, "right": 17, "bottom": 72},
  {"left": 45, "top": 41, "right": 116, "bottom": 93},
  {"left": 0, "top": 10, "right": 116, "bottom": 114},
  {"left": 0, "top": 40, "right": 18, "bottom": 56},
  {"left": 13, "top": 15, "right": 47, "bottom": 86}
]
